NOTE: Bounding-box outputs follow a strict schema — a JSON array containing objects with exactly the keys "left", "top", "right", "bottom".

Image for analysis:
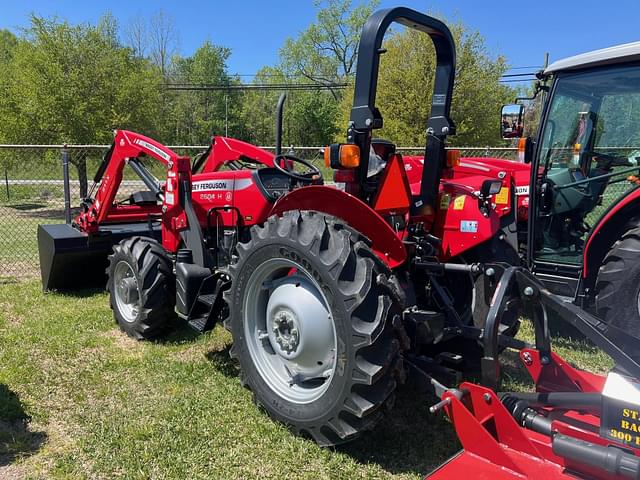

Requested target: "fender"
[
  {"left": 269, "top": 186, "right": 407, "bottom": 268},
  {"left": 583, "top": 186, "right": 640, "bottom": 279}
]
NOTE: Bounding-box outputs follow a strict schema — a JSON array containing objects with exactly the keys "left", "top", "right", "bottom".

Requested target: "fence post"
[
  {"left": 62, "top": 145, "right": 72, "bottom": 224},
  {"left": 3, "top": 166, "right": 8, "bottom": 202}
]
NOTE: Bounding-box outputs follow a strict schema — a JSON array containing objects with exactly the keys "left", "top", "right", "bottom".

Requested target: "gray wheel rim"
[
  {"left": 243, "top": 258, "right": 337, "bottom": 404},
  {"left": 113, "top": 260, "right": 140, "bottom": 323}
]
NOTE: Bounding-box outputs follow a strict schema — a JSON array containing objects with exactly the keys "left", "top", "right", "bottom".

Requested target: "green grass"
[{"left": 0, "top": 281, "right": 616, "bottom": 479}]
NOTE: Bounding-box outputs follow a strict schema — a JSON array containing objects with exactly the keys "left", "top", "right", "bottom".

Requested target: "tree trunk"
[{"left": 74, "top": 156, "right": 88, "bottom": 199}]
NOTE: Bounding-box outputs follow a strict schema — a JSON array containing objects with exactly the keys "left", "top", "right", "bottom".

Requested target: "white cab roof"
[{"left": 545, "top": 41, "right": 640, "bottom": 74}]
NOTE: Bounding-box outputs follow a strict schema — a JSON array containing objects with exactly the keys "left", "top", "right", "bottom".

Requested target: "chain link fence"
[{"left": 0, "top": 144, "right": 517, "bottom": 281}]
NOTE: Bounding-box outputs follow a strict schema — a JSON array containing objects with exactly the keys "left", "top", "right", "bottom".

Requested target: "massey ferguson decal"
[
  {"left": 193, "top": 178, "right": 253, "bottom": 202},
  {"left": 192, "top": 178, "right": 253, "bottom": 192},
  {"left": 133, "top": 138, "right": 171, "bottom": 161}
]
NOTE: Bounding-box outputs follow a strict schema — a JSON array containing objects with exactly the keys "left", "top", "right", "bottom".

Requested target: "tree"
[
  {"left": 239, "top": 67, "right": 339, "bottom": 147},
  {"left": 124, "top": 15, "right": 148, "bottom": 58},
  {"left": 280, "top": 0, "right": 378, "bottom": 99},
  {"left": 0, "top": 30, "right": 17, "bottom": 145},
  {"left": 169, "top": 41, "right": 241, "bottom": 144},
  {"left": 241, "top": 0, "right": 374, "bottom": 147},
  {"left": 149, "top": 10, "right": 178, "bottom": 77},
  {"left": 336, "top": 19, "right": 517, "bottom": 146},
  {"left": 0, "top": 15, "right": 164, "bottom": 196}
]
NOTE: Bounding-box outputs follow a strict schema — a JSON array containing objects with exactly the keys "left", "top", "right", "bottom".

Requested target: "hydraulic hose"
[{"left": 500, "top": 392, "right": 640, "bottom": 479}]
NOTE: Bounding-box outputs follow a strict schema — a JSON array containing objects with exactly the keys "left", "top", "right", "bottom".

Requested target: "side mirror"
[{"left": 501, "top": 104, "right": 524, "bottom": 139}]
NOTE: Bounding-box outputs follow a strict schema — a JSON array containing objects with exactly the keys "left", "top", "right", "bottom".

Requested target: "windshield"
[
  {"left": 534, "top": 64, "right": 640, "bottom": 266},
  {"left": 540, "top": 64, "right": 640, "bottom": 170}
]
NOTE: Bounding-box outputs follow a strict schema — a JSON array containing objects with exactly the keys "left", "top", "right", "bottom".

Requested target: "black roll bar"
[{"left": 348, "top": 7, "right": 456, "bottom": 207}]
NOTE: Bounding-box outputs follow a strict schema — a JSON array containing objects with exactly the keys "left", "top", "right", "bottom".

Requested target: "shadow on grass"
[
  {"left": 5, "top": 202, "right": 47, "bottom": 211},
  {"left": 157, "top": 323, "right": 202, "bottom": 345},
  {"left": 0, "top": 384, "right": 46, "bottom": 467},
  {"left": 205, "top": 345, "right": 239, "bottom": 377},
  {"left": 55, "top": 287, "right": 105, "bottom": 299},
  {"left": 340, "top": 383, "right": 460, "bottom": 477}
]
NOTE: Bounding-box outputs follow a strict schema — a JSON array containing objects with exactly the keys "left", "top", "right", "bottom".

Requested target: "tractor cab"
[{"left": 506, "top": 43, "right": 640, "bottom": 300}]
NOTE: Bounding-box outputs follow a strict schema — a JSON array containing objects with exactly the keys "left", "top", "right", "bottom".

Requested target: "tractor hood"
[{"left": 403, "top": 155, "right": 531, "bottom": 222}]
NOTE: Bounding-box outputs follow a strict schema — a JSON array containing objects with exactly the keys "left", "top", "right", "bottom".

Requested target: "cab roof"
[{"left": 544, "top": 41, "right": 640, "bottom": 74}]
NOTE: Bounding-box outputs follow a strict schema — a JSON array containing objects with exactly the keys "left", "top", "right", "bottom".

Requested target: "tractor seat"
[{"left": 371, "top": 138, "right": 396, "bottom": 162}]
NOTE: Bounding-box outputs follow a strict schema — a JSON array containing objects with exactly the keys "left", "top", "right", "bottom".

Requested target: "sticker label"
[
  {"left": 453, "top": 196, "right": 466, "bottom": 210},
  {"left": 432, "top": 94, "right": 446, "bottom": 105},
  {"left": 440, "top": 193, "right": 451, "bottom": 209},
  {"left": 164, "top": 192, "right": 174, "bottom": 206},
  {"left": 134, "top": 138, "right": 170, "bottom": 161},
  {"left": 516, "top": 185, "right": 529, "bottom": 196},
  {"left": 495, "top": 187, "right": 509, "bottom": 204},
  {"left": 460, "top": 220, "right": 478, "bottom": 233}
]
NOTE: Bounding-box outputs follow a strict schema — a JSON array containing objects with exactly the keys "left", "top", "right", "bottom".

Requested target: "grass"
[{"left": 0, "top": 281, "right": 616, "bottom": 479}]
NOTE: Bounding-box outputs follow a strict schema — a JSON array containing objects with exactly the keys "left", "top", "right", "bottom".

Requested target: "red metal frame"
[{"left": 427, "top": 349, "right": 634, "bottom": 480}]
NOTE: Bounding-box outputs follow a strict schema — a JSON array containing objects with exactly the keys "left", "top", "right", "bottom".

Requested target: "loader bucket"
[{"left": 37, "top": 223, "right": 161, "bottom": 291}]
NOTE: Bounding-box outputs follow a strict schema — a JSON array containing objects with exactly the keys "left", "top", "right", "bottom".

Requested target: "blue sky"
[{"left": 2, "top": 0, "right": 639, "bottom": 80}]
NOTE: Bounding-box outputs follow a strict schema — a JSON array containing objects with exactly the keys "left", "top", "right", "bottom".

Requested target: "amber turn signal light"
[
  {"left": 446, "top": 149, "right": 460, "bottom": 168},
  {"left": 325, "top": 144, "right": 360, "bottom": 169}
]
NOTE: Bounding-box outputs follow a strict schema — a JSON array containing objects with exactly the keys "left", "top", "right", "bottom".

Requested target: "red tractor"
[
  {"left": 37, "top": 8, "right": 640, "bottom": 478},
  {"left": 38, "top": 6, "right": 523, "bottom": 444}
]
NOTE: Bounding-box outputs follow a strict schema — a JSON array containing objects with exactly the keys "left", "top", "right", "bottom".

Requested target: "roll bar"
[{"left": 348, "top": 7, "right": 456, "bottom": 209}]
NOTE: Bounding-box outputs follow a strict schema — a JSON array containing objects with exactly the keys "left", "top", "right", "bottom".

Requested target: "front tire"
[
  {"left": 106, "top": 236, "right": 176, "bottom": 340},
  {"left": 224, "top": 211, "right": 402, "bottom": 446},
  {"left": 596, "top": 226, "right": 640, "bottom": 335}
]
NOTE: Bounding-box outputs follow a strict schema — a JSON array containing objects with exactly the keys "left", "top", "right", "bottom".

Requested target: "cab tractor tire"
[
  {"left": 444, "top": 239, "right": 520, "bottom": 334},
  {"left": 468, "top": 240, "right": 521, "bottom": 336},
  {"left": 224, "top": 211, "right": 403, "bottom": 446},
  {"left": 596, "top": 226, "right": 640, "bottom": 336},
  {"left": 106, "top": 236, "right": 176, "bottom": 340}
]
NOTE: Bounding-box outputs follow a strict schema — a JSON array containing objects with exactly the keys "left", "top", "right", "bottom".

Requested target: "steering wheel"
[
  {"left": 273, "top": 154, "right": 323, "bottom": 184},
  {"left": 585, "top": 150, "right": 630, "bottom": 169}
]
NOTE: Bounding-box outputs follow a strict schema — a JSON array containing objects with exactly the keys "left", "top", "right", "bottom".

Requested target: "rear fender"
[
  {"left": 584, "top": 187, "right": 640, "bottom": 281},
  {"left": 269, "top": 186, "right": 407, "bottom": 268}
]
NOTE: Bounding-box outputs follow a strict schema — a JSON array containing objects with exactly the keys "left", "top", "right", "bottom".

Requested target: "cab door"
[{"left": 529, "top": 66, "right": 640, "bottom": 297}]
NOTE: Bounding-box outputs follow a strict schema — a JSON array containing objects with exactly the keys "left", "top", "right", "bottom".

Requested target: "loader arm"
[
  {"left": 74, "top": 130, "right": 194, "bottom": 255},
  {"left": 76, "top": 130, "right": 178, "bottom": 230}
]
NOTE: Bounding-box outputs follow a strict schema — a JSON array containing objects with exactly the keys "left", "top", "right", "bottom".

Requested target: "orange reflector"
[
  {"left": 323, "top": 147, "right": 330, "bottom": 167},
  {"left": 518, "top": 137, "right": 527, "bottom": 163},
  {"left": 446, "top": 149, "right": 460, "bottom": 168},
  {"left": 339, "top": 144, "right": 360, "bottom": 168}
]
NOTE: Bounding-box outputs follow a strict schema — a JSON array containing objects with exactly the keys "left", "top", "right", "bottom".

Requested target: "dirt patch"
[
  {"left": 0, "top": 261, "right": 40, "bottom": 281},
  {"left": 0, "top": 462, "right": 27, "bottom": 480},
  {"left": 0, "top": 302, "right": 22, "bottom": 325}
]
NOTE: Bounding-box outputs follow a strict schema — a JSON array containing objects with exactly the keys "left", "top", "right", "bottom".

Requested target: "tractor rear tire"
[
  {"left": 596, "top": 226, "right": 640, "bottom": 336},
  {"left": 106, "top": 236, "right": 176, "bottom": 340},
  {"left": 224, "top": 211, "right": 402, "bottom": 446}
]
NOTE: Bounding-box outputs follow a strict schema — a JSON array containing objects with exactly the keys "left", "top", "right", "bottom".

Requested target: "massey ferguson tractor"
[{"left": 36, "top": 6, "right": 640, "bottom": 479}]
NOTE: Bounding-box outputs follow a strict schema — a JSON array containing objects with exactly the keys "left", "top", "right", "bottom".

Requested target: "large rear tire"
[
  {"left": 596, "top": 226, "right": 640, "bottom": 336},
  {"left": 106, "top": 236, "right": 176, "bottom": 340},
  {"left": 224, "top": 211, "right": 402, "bottom": 446}
]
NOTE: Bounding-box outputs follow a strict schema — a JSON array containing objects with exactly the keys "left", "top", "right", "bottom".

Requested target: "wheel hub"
[
  {"left": 112, "top": 260, "right": 139, "bottom": 323},
  {"left": 272, "top": 310, "right": 300, "bottom": 354},
  {"left": 118, "top": 277, "right": 138, "bottom": 304}
]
